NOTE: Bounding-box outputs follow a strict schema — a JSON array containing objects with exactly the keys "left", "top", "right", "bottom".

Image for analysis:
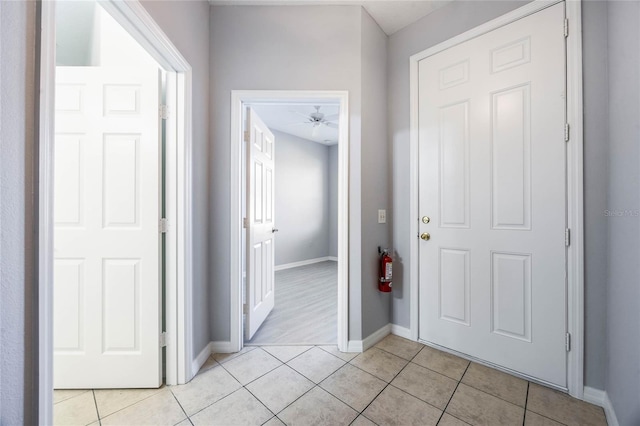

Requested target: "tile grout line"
[
  {"left": 522, "top": 382, "right": 530, "bottom": 426},
  {"left": 91, "top": 389, "right": 101, "bottom": 425},
  {"left": 168, "top": 386, "right": 191, "bottom": 424},
  {"left": 353, "top": 345, "right": 423, "bottom": 424},
  {"left": 91, "top": 387, "right": 166, "bottom": 422},
  {"left": 436, "top": 361, "right": 471, "bottom": 425},
  {"left": 240, "top": 384, "right": 277, "bottom": 423}
]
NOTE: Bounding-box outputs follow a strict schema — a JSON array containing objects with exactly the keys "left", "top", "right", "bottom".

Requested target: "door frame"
[
  {"left": 408, "top": 0, "right": 584, "bottom": 397},
  {"left": 38, "top": 0, "right": 194, "bottom": 422},
  {"left": 230, "top": 90, "right": 350, "bottom": 353}
]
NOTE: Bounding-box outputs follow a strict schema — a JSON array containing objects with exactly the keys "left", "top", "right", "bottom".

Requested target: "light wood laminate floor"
[{"left": 246, "top": 260, "right": 337, "bottom": 345}]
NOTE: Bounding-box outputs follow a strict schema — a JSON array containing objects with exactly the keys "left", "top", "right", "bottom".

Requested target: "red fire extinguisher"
[{"left": 378, "top": 247, "right": 393, "bottom": 292}]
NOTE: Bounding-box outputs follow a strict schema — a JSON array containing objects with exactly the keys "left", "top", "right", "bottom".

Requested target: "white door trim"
[
  {"left": 408, "top": 0, "right": 584, "bottom": 397},
  {"left": 38, "top": 1, "right": 194, "bottom": 423},
  {"left": 230, "top": 90, "right": 349, "bottom": 353}
]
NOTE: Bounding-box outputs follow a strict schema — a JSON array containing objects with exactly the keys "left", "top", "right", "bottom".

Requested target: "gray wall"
[
  {"left": 329, "top": 145, "right": 339, "bottom": 257},
  {"left": 56, "top": 1, "right": 97, "bottom": 66},
  {"left": 140, "top": 0, "right": 212, "bottom": 361},
  {"left": 209, "top": 5, "right": 381, "bottom": 341},
  {"left": 360, "top": 9, "right": 391, "bottom": 338},
  {"left": 273, "top": 130, "right": 331, "bottom": 266},
  {"left": 582, "top": 0, "right": 609, "bottom": 392},
  {"left": 0, "top": 1, "right": 38, "bottom": 423},
  {"left": 605, "top": 1, "right": 640, "bottom": 424}
]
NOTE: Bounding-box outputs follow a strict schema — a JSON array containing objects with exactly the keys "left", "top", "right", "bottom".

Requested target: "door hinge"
[
  {"left": 160, "top": 331, "right": 167, "bottom": 347},
  {"left": 565, "top": 332, "right": 571, "bottom": 352},
  {"left": 243, "top": 217, "right": 248, "bottom": 228},
  {"left": 159, "top": 104, "right": 170, "bottom": 120},
  {"left": 564, "top": 123, "right": 570, "bottom": 142},
  {"left": 564, "top": 19, "right": 569, "bottom": 37},
  {"left": 160, "top": 218, "right": 169, "bottom": 233},
  {"left": 244, "top": 130, "right": 250, "bottom": 143},
  {"left": 565, "top": 228, "right": 571, "bottom": 247}
]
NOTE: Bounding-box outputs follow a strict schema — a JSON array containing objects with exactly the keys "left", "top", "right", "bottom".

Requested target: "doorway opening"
[
  {"left": 52, "top": 0, "right": 165, "bottom": 391},
  {"left": 243, "top": 103, "right": 340, "bottom": 345},
  {"left": 229, "top": 91, "right": 349, "bottom": 354},
  {"left": 38, "top": 0, "right": 194, "bottom": 423}
]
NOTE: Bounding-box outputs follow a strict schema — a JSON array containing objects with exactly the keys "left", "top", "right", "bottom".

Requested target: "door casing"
[
  {"left": 38, "top": 1, "right": 194, "bottom": 423},
  {"left": 409, "top": 0, "right": 584, "bottom": 397},
  {"left": 230, "top": 90, "right": 350, "bottom": 353}
]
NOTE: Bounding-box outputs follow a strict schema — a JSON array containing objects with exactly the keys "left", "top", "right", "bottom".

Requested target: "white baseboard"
[
  {"left": 583, "top": 387, "right": 619, "bottom": 426},
  {"left": 363, "top": 324, "right": 392, "bottom": 351},
  {"left": 346, "top": 340, "right": 363, "bottom": 352},
  {"left": 344, "top": 324, "right": 392, "bottom": 354},
  {"left": 191, "top": 342, "right": 213, "bottom": 378},
  {"left": 328, "top": 256, "right": 338, "bottom": 262},
  {"left": 275, "top": 256, "right": 336, "bottom": 271},
  {"left": 210, "top": 340, "right": 235, "bottom": 354},
  {"left": 391, "top": 324, "right": 412, "bottom": 340}
]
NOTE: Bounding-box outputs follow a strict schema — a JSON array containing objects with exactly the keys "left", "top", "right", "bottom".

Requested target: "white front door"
[
  {"left": 418, "top": 3, "right": 567, "bottom": 386},
  {"left": 245, "top": 107, "right": 276, "bottom": 340},
  {"left": 54, "top": 66, "right": 162, "bottom": 388}
]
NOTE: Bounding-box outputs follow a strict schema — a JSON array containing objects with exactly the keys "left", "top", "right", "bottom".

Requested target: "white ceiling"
[
  {"left": 207, "top": 0, "right": 451, "bottom": 35},
  {"left": 251, "top": 103, "right": 340, "bottom": 145}
]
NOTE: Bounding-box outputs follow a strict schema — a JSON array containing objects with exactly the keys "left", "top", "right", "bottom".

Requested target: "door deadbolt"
[
  {"left": 421, "top": 216, "right": 431, "bottom": 224},
  {"left": 420, "top": 232, "right": 431, "bottom": 241}
]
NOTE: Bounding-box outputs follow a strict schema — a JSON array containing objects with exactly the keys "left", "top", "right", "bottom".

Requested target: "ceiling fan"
[{"left": 290, "top": 105, "right": 339, "bottom": 137}]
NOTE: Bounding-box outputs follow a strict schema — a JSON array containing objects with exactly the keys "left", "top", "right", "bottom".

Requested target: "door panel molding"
[{"left": 409, "top": 0, "right": 584, "bottom": 397}]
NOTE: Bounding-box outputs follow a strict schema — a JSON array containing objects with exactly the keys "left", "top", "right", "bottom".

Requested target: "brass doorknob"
[
  {"left": 420, "top": 232, "right": 431, "bottom": 241},
  {"left": 422, "top": 216, "right": 431, "bottom": 224}
]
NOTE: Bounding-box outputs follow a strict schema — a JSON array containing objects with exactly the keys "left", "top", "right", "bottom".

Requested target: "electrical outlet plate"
[{"left": 378, "top": 209, "right": 387, "bottom": 224}]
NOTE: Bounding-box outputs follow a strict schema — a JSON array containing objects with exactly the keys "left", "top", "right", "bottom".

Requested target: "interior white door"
[
  {"left": 54, "top": 66, "right": 162, "bottom": 388},
  {"left": 245, "top": 107, "right": 276, "bottom": 340},
  {"left": 418, "top": 3, "right": 567, "bottom": 386}
]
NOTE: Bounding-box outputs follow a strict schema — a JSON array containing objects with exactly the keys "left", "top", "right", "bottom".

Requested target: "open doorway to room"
[
  {"left": 242, "top": 103, "right": 340, "bottom": 345},
  {"left": 229, "top": 91, "right": 349, "bottom": 354},
  {"left": 39, "top": 0, "right": 194, "bottom": 423},
  {"left": 52, "top": 1, "right": 166, "bottom": 391}
]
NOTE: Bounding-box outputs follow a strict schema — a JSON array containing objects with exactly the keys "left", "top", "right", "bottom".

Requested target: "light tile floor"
[{"left": 53, "top": 335, "right": 608, "bottom": 426}]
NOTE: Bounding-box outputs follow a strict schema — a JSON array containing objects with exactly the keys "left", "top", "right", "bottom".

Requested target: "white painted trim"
[
  {"left": 391, "top": 324, "right": 412, "bottom": 340},
  {"left": 565, "top": 0, "right": 585, "bottom": 400},
  {"left": 38, "top": 3, "right": 194, "bottom": 423},
  {"left": 347, "top": 341, "right": 363, "bottom": 353},
  {"left": 408, "top": 0, "right": 584, "bottom": 395},
  {"left": 363, "top": 324, "right": 391, "bottom": 351},
  {"left": 583, "top": 387, "right": 619, "bottom": 426},
  {"left": 191, "top": 342, "right": 213, "bottom": 378},
  {"left": 327, "top": 256, "right": 338, "bottom": 262},
  {"left": 230, "top": 90, "right": 350, "bottom": 355},
  {"left": 210, "top": 341, "right": 237, "bottom": 354},
  {"left": 275, "top": 256, "right": 335, "bottom": 271},
  {"left": 346, "top": 323, "right": 392, "bottom": 353},
  {"left": 38, "top": 2, "right": 56, "bottom": 424}
]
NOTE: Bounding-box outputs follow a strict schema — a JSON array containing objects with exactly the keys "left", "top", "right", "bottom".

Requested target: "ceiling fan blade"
[
  {"left": 287, "top": 122, "right": 311, "bottom": 127},
  {"left": 292, "top": 111, "right": 313, "bottom": 121},
  {"left": 323, "top": 113, "right": 340, "bottom": 122},
  {"left": 324, "top": 122, "right": 339, "bottom": 129}
]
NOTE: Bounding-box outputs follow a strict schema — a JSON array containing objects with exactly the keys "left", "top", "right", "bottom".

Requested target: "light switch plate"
[{"left": 378, "top": 209, "right": 386, "bottom": 224}]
